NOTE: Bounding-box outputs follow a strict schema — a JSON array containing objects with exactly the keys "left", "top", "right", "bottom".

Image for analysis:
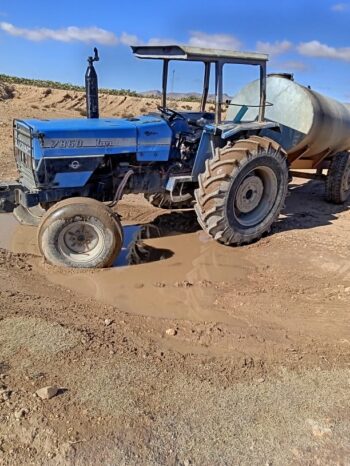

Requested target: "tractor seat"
[{"left": 187, "top": 112, "right": 214, "bottom": 128}]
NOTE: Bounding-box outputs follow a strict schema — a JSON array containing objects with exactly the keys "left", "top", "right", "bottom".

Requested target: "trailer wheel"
[
  {"left": 325, "top": 152, "right": 350, "bottom": 204},
  {"left": 38, "top": 197, "right": 123, "bottom": 268},
  {"left": 195, "top": 136, "right": 289, "bottom": 245},
  {"left": 145, "top": 192, "right": 193, "bottom": 209}
]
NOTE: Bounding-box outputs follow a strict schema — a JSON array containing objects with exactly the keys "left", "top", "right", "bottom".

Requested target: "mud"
[
  {"left": 44, "top": 231, "right": 254, "bottom": 323},
  {"left": 0, "top": 213, "right": 38, "bottom": 255},
  {"left": 0, "top": 211, "right": 253, "bottom": 323}
]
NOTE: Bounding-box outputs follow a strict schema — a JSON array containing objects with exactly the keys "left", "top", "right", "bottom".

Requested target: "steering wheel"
[{"left": 157, "top": 106, "right": 186, "bottom": 121}]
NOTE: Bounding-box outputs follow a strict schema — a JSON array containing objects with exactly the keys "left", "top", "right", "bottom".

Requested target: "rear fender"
[
  {"left": 191, "top": 122, "right": 280, "bottom": 179},
  {"left": 219, "top": 121, "right": 279, "bottom": 140}
]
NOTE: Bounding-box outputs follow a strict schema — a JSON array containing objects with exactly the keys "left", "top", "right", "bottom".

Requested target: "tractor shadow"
[
  {"left": 114, "top": 211, "right": 200, "bottom": 267},
  {"left": 274, "top": 179, "right": 350, "bottom": 234},
  {"left": 117, "top": 180, "right": 349, "bottom": 267}
]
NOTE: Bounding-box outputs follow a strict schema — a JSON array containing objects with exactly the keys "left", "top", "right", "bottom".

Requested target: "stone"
[
  {"left": 1, "top": 389, "right": 11, "bottom": 401},
  {"left": 182, "top": 280, "right": 193, "bottom": 288},
  {"left": 154, "top": 282, "right": 166, "bottom": 288},
  {"left": 14, "top": 408, "right": 28, "bottom": 420},
  {"left": 307, "top": 418, "right": 332, "bottom": 437},
  {"left": 175, "top": 280, "right": 193, "bottom": 288},
  {"left": 104, "top": 319, "right": 113, "bottom": 326},
  {"left": 166, "top": 328, "right": 177, "bottom": 336},
  {"left": 36, "top": 385, "right": 59, "bottom": 400}
]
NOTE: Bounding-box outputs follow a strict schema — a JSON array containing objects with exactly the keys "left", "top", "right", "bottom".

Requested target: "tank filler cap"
[{"left": 267, "top": 73, "right": 294, "bottom": 81}]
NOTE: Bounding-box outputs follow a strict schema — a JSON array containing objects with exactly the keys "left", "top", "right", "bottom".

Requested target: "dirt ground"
[{"left": 0, "top": 83, "right": 350, "bottom": 465}]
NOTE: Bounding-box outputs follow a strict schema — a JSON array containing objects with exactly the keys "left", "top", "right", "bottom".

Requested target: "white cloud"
[
  {"left": 331, "top": 3, "right": 349, "bottom": 11},
  {"left": 119, "top": 32, "right": 139, "bottom": 46},
  {"left": 188, "top": 31, "right": 241, "bottom": 50},
  {"left": 113, "top": 31, "right": 243, "bottom": 49},
  {"left": 4, "top": 23, "right": 302, "bottom": 60},
  {"left": 298, "top": 40, "right": 350, "bottom": 61},
  {"left": 119, "top": 34, "right": 176, "bottom": 47},
  {"left": 0, "top": 22, "right": 176, "bottom": 47},
  {"left": 144, "top": 32, "right": 241, "bottom": 49},
  {"left": 277, "top": 60, "right": 308, "bottom": 72},
  {"left": 0, "top": 22, "right": 118, "bottom": 45},
  {"left": 0, "top": 22, "right": 245, "bottom": 52},
  {"left": 256, "top": 40, "right": 292, "bottom": 56},
  {"left": 147, "top": 37, "right": 176, "bottom": 46}
]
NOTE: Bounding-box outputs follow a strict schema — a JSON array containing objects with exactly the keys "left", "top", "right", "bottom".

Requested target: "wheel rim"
[
  {"left": 58, "top": 221, "right": 104, "bottom": 264},
  {"left": 233, "top": 167, "right": 278, "bottom": 227}
]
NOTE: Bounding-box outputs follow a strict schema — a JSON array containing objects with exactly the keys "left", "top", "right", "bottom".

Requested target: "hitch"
[{"left": 0, "top": 181, "right": 21, "bottom": 213}]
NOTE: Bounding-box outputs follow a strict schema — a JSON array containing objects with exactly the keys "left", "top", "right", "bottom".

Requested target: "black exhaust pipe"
[{"left": 85, "top": 47, "right": 99, "bottom": 119}]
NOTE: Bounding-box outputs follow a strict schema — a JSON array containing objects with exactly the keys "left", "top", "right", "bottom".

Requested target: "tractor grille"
[{"left": 13, "top": 122, "right": 36, "bottom": 190}]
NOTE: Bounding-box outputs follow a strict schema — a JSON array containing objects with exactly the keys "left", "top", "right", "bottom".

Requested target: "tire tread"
[{"left": 194, "top": 136, "right": 288, "bottom": 246}]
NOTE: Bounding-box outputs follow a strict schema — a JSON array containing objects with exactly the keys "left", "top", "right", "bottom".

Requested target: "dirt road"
[{"left": 0, "top": 82, "right": 349, "bottom": 465}]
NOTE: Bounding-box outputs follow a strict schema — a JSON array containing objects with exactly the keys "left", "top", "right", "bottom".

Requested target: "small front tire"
[{"left": 38, "top": 197, "right": 123, "bottom": 268}]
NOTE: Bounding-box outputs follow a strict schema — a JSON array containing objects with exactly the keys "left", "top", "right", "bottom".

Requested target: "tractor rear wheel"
[
  {"left": 325, "top": 152, "right": 350, "bottom": 204},
  {"left": 38, "top": 197, "right": 123, "bottom": 268},
  {"left": 145, "top": 192, "right": 193, "bottom": 209},
  {"left": 195, "top": 136, "right": 289, "bottom": 245}
]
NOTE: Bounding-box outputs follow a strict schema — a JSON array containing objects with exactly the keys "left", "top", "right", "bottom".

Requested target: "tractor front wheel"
[
  {"left": 195, "top": 136, "right": 289, "bottom": 245},
  {"left": 38, "top": 197, "right": 123, "bottom": 268}
]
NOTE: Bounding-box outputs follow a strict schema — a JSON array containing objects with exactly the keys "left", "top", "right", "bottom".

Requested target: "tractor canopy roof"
[{"left": 131, "top": 45, "right": 268, "bottom": 65}]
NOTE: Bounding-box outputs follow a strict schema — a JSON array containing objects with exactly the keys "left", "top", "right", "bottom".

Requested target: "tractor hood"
[{"left": 15, "top": 114, "right": 172, "bottom": 162}]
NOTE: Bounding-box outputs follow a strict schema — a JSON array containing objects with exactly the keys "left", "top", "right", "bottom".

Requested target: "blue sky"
[{"left": 1, "top": 0, "right": 350, "bottom": 100}]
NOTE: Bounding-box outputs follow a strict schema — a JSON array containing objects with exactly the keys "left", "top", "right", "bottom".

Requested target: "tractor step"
[
  {"left": 13, "top": 204, "right": 45, "bottom": 226},
  {"left": 0, "top": 181, "right": 21, "bottom": 213}
]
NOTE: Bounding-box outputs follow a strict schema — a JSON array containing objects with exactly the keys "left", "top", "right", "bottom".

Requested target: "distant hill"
[
  {"left": 139, "top": 90, "right": 232, "bottom": 102},
  {"left": 0, "top": 74, "right": 233, "bottom": 105},
  {"left": 0, "top": 74, "right": 232, "bottom": 103}
]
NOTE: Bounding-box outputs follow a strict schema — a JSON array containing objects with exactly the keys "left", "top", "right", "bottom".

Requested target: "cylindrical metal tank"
[{"left": 227, "top": 75, "right": 350, "bottom": 161}]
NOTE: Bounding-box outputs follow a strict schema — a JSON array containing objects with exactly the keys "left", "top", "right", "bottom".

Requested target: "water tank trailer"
[{"left": 1, "top": 45, "right": 350, "bottom": 268}]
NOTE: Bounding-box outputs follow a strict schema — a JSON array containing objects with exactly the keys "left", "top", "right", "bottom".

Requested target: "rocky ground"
[{"left": 0, "top": 81, "right": 349, "bottom": 465}]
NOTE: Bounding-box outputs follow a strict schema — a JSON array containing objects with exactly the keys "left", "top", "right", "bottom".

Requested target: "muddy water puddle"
[
  {"left": 0, "top": 212, "right": 255, "bottom": 323},
  {"left": 0, "top": 213, "right": 38, "bottom": 255},
  {"left": 46, "top": 232, "right": 254, "bottom": 322}
]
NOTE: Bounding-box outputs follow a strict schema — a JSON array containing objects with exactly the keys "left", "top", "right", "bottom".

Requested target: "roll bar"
[{"left": 131, "top": 45, "right": 268, "bottom": 125}]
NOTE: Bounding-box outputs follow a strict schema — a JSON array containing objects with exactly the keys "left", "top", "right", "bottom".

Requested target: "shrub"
[{"left": 0, "top": 83, "right": 15, "bottom": 100}]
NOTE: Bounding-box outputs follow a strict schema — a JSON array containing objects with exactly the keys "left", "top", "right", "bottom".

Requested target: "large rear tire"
[
  {"left": 195, "top": 136, "right": 289, "bottom": 245},
  {"left": 325, "top": 152, "right": 350, "bottom": 204},
  {"left": 38, "top": 197, "right": 123, "bottom": 268}
]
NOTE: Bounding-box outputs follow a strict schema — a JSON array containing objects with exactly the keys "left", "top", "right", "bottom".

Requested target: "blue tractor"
[{"left": 0, "top": 45, "right": 289, "bottom": 268}]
